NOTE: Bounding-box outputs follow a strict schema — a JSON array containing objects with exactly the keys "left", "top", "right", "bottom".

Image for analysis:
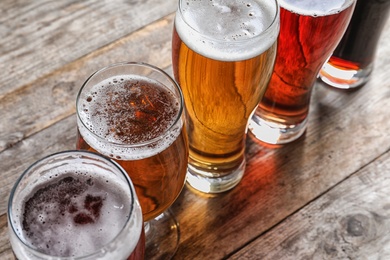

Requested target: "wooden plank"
[
  {"left": 230, "top": 149, "right": 390, "bottom": 259},
  {"left": 0, "top": 213, "right": 12, "bottom": 260},
  {"left": 1, "top": 7, "right": 390, "bottom": 260},
  {"left": 0, "top": 0, "right": 177, "bottom": 98},
  {"left": 0, "top": 13, "right": 175, "bottom": 152}
]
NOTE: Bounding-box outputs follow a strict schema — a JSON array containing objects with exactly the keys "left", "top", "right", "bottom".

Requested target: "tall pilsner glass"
[
  {"left": 249, "top": 0, "right": 356, "bottom": 144},
  {"left": 172, "top": 0, "right": 279, "bottom": 193},
  {"left": 8, "top": 150, "right": 144, "bottom": 260},
  {"left": 76, "top": 62, "right": 188, "bottom": 259}
]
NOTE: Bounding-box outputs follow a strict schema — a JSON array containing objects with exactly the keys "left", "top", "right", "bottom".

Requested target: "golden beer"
[{"left": 172, "top": 0, "right": 279, "bottom": 193}]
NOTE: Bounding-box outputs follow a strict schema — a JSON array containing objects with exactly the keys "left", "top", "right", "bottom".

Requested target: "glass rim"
[
  {"left": 177, "top": 0, "right": 280, "bottom": 44},
  {"left": 7, "top": 150, "right": 138, "bottom": 259},
  {"left": 279, "top": 0, "right": 356, "bottom": 16},
  {"left": 76, "top": 61, "right": 185, "bottom": 148}
]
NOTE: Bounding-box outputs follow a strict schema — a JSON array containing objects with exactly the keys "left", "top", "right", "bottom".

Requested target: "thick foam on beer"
[
  {"left": 175, "top": 0, "right": 279, "bottom": 61},
  {"left": 12, "top": 167, "right": 141, "bottom": 258},
  {"left": 280, "top": 0, "right": 355, "bottom": 16},
  {"left": 78, "top": 75, "right": 182, "bottom": 160}
]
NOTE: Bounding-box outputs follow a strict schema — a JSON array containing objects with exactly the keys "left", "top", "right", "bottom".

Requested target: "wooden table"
[{"left": 1, "top": 1, "right": 390, "bottom": 259}]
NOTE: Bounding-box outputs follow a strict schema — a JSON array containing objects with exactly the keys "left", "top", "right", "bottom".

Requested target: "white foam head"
[
  {"left": 175, "top": 0, "right": 280, "bottom": 61},
  {"left": 8, "top": 152, "right": 143, "bottom": 259},
  {"left": 279, "top": 0, "right": 355, "bottom": 16},
  {"left": 77, "top": 74, "right": 183, "bottom": 160}
]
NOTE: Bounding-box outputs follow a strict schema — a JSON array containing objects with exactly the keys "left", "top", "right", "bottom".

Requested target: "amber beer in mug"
[
  {"left": 320, "top": 0, "right": 390, "bottom": 89},
  {"left": 172, "top": 0, "right": 279, "bottom": 193},
  {"left": 76, "top": 62, "right": 188, "bottom": 259},
  {"left": 8, "top": 151, "right": 144, "bottom": 260},
  {"left": 249, "top": 0, "right": 356, "bottom": 144}
]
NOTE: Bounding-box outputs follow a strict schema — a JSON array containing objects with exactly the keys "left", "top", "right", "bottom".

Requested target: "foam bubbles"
[
  {"left": 175, "top": 0, "right": 279, "bottom": 61},
  {"left": 16, "top": 171, "right": 140, "bottom": 258},
  {"left": 77, "top": 75, "right": 183, "bottom": 160}
]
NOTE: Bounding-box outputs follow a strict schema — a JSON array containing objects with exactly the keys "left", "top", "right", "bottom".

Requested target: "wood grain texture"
[
  {"left": 231, "top": 150, "right": 390, "bottom": 259},
  {"left": 0, "top": 13, "right": 175, "bottom": 152},
  {"left": 0, "top": 0, "right": 177, "bottom": 98},
  {"left": 0, "top": 214, "right": 12, "bottom": 260}
]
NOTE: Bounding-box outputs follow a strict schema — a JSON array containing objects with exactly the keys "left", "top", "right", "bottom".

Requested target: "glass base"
[
  {"left": 249, "top": 113, "right": 307, "bottom": 145},
  {"left": 145, "top": 210, "right": 180, "bottom": 260},
  {"left": 186, "top": 159, "right": 245, "bottom": 193},
  {"left": 319, "top": 62, "right": 373, "bottom": 90}
]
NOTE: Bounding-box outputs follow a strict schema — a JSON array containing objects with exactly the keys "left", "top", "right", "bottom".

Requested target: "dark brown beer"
[
  {"left": 77, "top": 74, "right": 188, "bottom": 221},
  {"left": 258, "top": 0, "right": 356, "bottom": 125},
  {"left": 320, "top": 0, "right": 390, "bottom": 88}
]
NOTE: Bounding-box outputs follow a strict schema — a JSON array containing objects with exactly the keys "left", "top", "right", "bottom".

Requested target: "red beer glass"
[
  {"left": 249, "top": 0, "right": 356, "bottom": 144},
  {"left": 7, "top": 150, "right": 145, "bottom": 260}
]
